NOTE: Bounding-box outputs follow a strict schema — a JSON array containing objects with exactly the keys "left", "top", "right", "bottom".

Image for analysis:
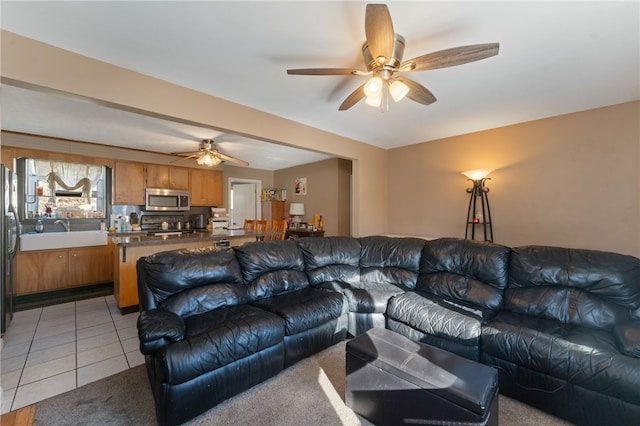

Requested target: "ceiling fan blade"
[
  {"left": 287, "top": 68, "right": 368, "bottom": 76},
  {"left": 170, "top": 153, "right": 199, "bottom": 163},
  {"left": 216, "top": 152, "right": 249, "bottom": 167},
  {"left": 339, "top": 84, "right": 366, "bottom": 111},
  {"left": 396, "top": 77, "right": 437, "bottom": 106},
  {"left": 171, "top": 150, "right": 200, "bottom": 156},
  {"left": 365, "top": 4, "right": 395, "bottom": 65},
  {"left": 401, "top": 43, "right": 500, "bottom": 72}
]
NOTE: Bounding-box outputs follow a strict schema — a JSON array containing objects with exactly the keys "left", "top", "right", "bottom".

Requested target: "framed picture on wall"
[{"left": 295, "top": 177, "right": 307, "bottom": 196}]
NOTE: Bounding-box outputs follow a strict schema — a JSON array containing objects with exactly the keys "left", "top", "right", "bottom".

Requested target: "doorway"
[{"left": 228, "top": 178, "right": 262, "bottom": 228}]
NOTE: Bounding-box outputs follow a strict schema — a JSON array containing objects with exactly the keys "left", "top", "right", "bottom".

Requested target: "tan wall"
[
  {"left": 0, "top": 30, "right": 388, "bottom": 237},
  {"left": 222, "top": 165, "right": 274, "bottom": 210},
  {"left": 274, "top": 158, "right": 352, "bottom": 236},
  {"left": 388, "top": 101, "right": 640, "bottom": 257}
]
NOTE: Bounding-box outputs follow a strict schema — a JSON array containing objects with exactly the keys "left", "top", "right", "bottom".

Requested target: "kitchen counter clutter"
[{"left": 110, "top": 229, "right": 256, "bottom": 247}]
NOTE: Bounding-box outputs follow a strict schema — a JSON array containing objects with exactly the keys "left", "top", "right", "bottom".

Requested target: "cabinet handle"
[
  {"left": 58, "top": 255, "right": 63, "bottom": 259},
  {"left": 73, "top": 253, "right": 77, "bottom": 257}
]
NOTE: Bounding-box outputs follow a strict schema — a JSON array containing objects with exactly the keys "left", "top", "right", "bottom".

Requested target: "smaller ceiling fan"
[{"left": 172, "top": 139, "right": 249, "bottom": 167}]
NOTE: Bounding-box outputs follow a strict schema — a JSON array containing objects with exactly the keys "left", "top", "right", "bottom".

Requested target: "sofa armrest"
[
  {"left": 613, "top": 321, "right": 640, "bottom": 358},
  {"left": 137, "top": 309, "right": 186, "bottom": 355}
]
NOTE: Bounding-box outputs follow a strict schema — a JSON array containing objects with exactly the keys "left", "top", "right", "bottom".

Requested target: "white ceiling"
[{"left": 1, "top": 1, "right": 639, "bottom": 170}]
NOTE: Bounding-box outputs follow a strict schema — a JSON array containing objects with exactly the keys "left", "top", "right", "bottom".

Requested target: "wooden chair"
[
  {"left": 267, "top": 219, "right": 288, "bottom": 241},
  {"left": 243, "top": 219, "right": 255, "bottom": 233},
  {"left": 254, "top": 220, "right": 268, "bottom": 240}
]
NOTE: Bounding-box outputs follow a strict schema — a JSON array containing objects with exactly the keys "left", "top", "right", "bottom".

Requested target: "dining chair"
[
  {"left": 243, "top": 219, "right": 256, "bottom": 233},
  {"left": 267, "top": 219, "right": 288, "bottom": 240},
  {"left": 254, "top": 220, "right": 268, "bottom": 240}
]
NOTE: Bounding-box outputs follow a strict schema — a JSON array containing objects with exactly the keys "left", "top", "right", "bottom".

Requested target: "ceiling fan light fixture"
[
  {"left": 196, "top": 151, "right": 222, "bottom": 167},
  {"left": 365, "top": 93, "right": 382, "bottom": 107},
  {"left": 389, "top": 79, "right": 409, "bottom": 102},
  {"left": 364, "top": 76, "right": 383, "bottom": 97}
]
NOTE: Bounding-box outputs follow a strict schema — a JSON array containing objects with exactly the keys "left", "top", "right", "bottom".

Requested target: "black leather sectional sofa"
[{"left": 136, "top": 236, "right": 640, "bottom": 425}]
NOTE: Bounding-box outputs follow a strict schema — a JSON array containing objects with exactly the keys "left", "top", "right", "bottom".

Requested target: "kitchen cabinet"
[
  {"left": 14, "top": 245, "right": 113, "bottom": 296},
  {"left": 69, "top": 245, "right": 113, "bottom": 286},
  {"left": 15, "top": 249, "right": 68, "bottom": 294},
  {"left": 113, "top": 161, "right": 145, "bottom": 205},
  {"left": 190, "top": 169, "right": 223, "bottom": 206},
  {"left": 146, "top": 164, "right": 190, "bottom": 190},
  {"left": 261, "top": 200, "right": 285, "bottom": 229}
]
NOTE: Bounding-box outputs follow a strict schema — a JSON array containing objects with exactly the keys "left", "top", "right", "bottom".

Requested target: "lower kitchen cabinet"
[
  {"left": 14, "top": 245, "right": 113, "bottom": 296},
  {"left": 69, "top": 245, "right": 114, "bottom": 286}
]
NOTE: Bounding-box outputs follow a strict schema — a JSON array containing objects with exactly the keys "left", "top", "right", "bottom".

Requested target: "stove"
[{"left": 140, "top": 212, "right": 195, "bottom": 236}]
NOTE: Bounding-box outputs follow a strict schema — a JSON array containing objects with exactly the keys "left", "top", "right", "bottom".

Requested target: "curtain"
[{"left": 34, "top": 160, "right": 103, "bottom": 201}]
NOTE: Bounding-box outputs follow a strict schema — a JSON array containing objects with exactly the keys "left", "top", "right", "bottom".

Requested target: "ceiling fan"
[
  {"left": 172, "top": 139, "right": 249, "bottom": 167},
  {"left": 287, "top": 3, "right": 499, "bottom": 110}
]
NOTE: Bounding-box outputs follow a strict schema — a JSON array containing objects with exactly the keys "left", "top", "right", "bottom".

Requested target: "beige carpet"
[{"left": 35, "top": 341, "right": 573, "bottom": 425}]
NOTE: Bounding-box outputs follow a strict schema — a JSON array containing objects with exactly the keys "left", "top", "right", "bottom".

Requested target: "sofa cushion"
[
  {"left": 320, "top": 281, "right": 406, "bottom": 313},
  {"left": 138, "top": 247, "right": 244, "bottom": 310},
  {"left": 614, "top": 321, "right": 640, "bottom": 358},
  {"left": 159, "top": 283, "right": 251, "bottom": 317},
  {"left": 252, "top": 287, "right": 345, "bottom": 335},
  {"left": 509, "top": 245, "right": 640, "bottom": 309},
  {"left": 359, "top": 236, "right": 426, "bottom": 289},
  {"left": 504, "top": 286, "right": 630, "bottom": 330},
  {"left": 507, "top": 246, "right": 640, "bottom": 329},
  {"left": 482, "top": 311, "right": 640, "bottom": 405},
  {"left": 387, "top": 291, "right": 484, "bottom": 347},
  {"left": 137, "top": 309, "right": 186, "bottom": 355},
  {"left": 234, "top": 240, "right": 309, "bottom": 300},
  {"left": 298, "top": 236, "right": 361, "bottom": 286},
  {"left": 159, "top": 305, "right": 284, "bottom": 385},
  {"left": 416, "top": 238, "right": 510, "bottom": 313}
]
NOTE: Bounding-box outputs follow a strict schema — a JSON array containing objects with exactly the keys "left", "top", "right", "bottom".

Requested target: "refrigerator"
[{"left": 1, "top": 164, "right": 18, "bottom": 335}]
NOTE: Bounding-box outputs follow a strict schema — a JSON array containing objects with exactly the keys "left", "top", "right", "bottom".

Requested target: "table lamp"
[{"left": 289, "top": 203, "right": 305, "bottom": 228}]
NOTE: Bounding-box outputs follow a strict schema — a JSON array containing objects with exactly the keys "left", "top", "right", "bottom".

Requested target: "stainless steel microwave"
[{"left": 145, "top": 188, "right": 190, "bottom": 211}]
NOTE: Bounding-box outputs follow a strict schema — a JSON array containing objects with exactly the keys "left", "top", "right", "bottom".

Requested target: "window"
[{"left": 20, "top": 158, "right": 108, "bottom": 219}]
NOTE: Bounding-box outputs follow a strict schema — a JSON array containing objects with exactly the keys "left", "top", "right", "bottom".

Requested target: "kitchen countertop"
[{"left": 110, "top": 229, "right": 261, "bottom": 247}]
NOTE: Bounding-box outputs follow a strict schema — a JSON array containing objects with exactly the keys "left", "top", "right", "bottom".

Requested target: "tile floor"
[{"left": 0, "top": 296, "right": 143, "bottom": 414}]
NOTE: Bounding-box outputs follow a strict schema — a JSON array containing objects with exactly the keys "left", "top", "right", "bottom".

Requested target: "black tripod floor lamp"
[{"left": 462, "top": 169, "right": 493, "bottom": 242}]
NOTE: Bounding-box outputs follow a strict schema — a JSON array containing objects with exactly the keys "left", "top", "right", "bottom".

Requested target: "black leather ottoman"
[{"left": 346, "top": 328, "right": 498, "bottom": 425}]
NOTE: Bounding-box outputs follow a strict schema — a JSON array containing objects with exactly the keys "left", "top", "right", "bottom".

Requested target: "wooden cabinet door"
[
  {"left": 147, "top": 165, "right": 190, "bottom": 189},
  {"left": 145, "top": 164, "right": 169, "bottom": 188},
  {"left": 169, "top": 167, "right": 190, "bottom": 189},
  {"left": 190, "top": 169, "right": 223, "bottom": 206},
  {"left": 113, "top": 161, "right": 145, "bottom": 205},
  {"left": 69, "top": 246, "right": 113, "bottom": 286},
  {"left": 14, "top": 250, "right": 68, "bottom": 295}
]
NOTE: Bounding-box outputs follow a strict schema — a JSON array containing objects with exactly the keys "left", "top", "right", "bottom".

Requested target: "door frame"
[{"left": 227, "top": 177, "right": 262, "bottom": 227}]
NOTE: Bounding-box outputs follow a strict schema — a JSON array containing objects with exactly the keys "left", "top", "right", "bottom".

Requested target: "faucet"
[{"left": 54, "top": 219, "right": 70, "bottom": 232}]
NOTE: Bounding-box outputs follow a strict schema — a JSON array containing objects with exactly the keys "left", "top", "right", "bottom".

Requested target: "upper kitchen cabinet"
[
  {"left": 190, "top": 169, "right": 223, "bottom": 206},
  {"left": 146, "top": 164, "right": 190, "bottom": 190},
  {"left": 113, "top": 161, "right": 145, "bottom": 205}
]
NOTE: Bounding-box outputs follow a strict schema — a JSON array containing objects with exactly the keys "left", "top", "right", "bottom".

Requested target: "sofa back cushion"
[
  {"left": 298, "top": 236, "right": 361, "bottom": 286},
  {"left": 416, "top": 238, "right": 510, "bottom": 313},
  {"left": 137, "top": 247, "right": 247, "bottom": 316},
  {"left": 234, "top": 240, "right": 309, "bottom": 300},
  {"left": 359, "top": 236, "right": 426, "bottom": 289},
  {"left": 506, "top": 246, "right": 640, "bottom": 329}
]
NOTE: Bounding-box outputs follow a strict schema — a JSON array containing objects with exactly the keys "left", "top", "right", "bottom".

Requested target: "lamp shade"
[
  {"left": 389, "top": 80, "right": 409, "bottom": 102},
  {"left": 461, "top": 169, "right": 493, "bottom": 180},
  {"left": 289, "top": 203, "right": 305, "bottom": 216}
]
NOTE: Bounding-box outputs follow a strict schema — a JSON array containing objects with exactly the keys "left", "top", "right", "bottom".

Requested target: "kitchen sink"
[{"left": 20, "top": 230, "right": 109, "bottom": 251}]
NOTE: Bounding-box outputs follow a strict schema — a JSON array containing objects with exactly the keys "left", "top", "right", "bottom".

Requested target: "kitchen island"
[{"left": 111, "top": 230, "right": 259, "bottom": 312}]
